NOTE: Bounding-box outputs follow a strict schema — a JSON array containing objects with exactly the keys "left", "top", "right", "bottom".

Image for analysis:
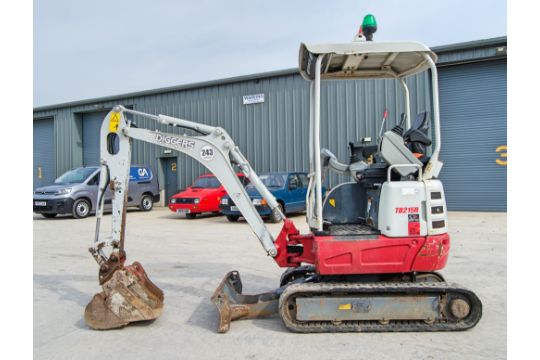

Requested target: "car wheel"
[
  {"left": 186, "top": 213, "right": 197, "bottom": 219},
  {"left": 42, "top": 213, "right": 57, "bottom": 218},
  {"left": 72, "top": 199, "right": 91, "bottom": 219},
  {"left": 269, "top": 203, "right": 284, "bottom": 223},
  {"left": 140, "top": 195, "right": 153, "bottom": 211},
  {"left": 226, "top": 215, "right": 239, "bottom": 222}
]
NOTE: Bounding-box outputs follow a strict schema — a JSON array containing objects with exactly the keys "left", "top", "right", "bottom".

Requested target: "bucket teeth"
[{"left": 85, "top": 262, "right": 164, "bottom": 330}]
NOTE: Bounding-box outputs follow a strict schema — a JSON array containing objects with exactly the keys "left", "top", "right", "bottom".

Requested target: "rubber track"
[{"left": 279, "top": 281, "right": 482, "bottom": 333}]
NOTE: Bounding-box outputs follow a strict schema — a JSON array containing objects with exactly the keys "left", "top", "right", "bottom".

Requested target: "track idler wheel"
[{"left": 84, "top": 262, "right": 164, "bottom": 330}]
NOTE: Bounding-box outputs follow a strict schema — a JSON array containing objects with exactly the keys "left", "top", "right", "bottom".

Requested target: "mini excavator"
[{"left": 84, "top": 15, "right": 482, "bottom": 333}]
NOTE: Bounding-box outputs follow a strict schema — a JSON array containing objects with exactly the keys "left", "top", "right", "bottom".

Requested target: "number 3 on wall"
[{"left": 496, "top": 145, "right": 507, "bottom": 166}]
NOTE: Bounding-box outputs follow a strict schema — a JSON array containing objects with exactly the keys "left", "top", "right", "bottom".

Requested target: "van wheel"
[
  {"left": 226, "top": 215, "right": 239, "bottom": 222},
  {"left": 72, "top": 199, "right": 91, "bottom": 219},
  {"left": 140, "top": 195, "right": 153, "bottom": 211},
  {"left": 269, "top": 203, "right": 284, "bottom": 223},
  {"left": 42, "top": 213, "right": 57, "bottom": 218}
]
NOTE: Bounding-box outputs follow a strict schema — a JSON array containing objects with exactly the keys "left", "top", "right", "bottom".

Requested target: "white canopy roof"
[{"left": 298, "top": 41, "right": 437, "bottom": 81}]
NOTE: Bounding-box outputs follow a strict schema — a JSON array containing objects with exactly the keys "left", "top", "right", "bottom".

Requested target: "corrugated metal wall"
[
  {"left": 33, "top": 38, "right": 507, "bottom": 209},
  {"left": 32, "top": 73, "right": 430, "bottom": 191},
  {"left": 438, "top": 60, "right": 507, "bottom": 211}
]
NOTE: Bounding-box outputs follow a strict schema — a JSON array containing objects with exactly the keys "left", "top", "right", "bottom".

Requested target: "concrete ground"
[{"left": 34, "top": 208, "right": 506, "bottom": 360}]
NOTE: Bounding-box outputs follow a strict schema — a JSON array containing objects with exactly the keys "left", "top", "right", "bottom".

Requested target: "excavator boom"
[{"left": 85, "top": 106, "right": 287, "bottom": 329}]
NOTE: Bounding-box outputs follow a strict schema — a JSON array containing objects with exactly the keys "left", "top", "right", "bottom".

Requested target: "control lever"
[{"left": 377, "top": 110, "right": 389, "bottom": 144}]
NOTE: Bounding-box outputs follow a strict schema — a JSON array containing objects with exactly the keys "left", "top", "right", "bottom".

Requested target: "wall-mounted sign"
[{"left": 243, "top": 93, "right": 265, "bottom": 105}]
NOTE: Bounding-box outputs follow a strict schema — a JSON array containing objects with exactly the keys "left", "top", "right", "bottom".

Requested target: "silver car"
[{"left": 33, "top": 165, "right": 160, "bottom": 218}]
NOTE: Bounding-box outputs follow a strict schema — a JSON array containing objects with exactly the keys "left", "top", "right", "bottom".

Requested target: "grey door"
[
  {"left": 161, "top": 157, "right": 178, "bottom": 202},
  {"left": 82, "top": 110, "right": 109, "bottom": 166},
  {"left": 33, "top": 117, "right": 56, "bottom": 189},
  {"left": 438, "top": 60, "right": 507, "bottom": 211}
]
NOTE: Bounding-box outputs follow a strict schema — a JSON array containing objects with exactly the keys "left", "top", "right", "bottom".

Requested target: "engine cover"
[{"left": 378, "top": 181, "right": 428, "bottom": 237}]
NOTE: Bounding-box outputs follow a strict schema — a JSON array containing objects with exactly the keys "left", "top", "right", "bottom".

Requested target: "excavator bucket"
[
  {"left": 211, "top": 271, "right": 279, "bottom": 333},
  {"left": 85, "top": 262, "right": 164, "bottom": 330}
]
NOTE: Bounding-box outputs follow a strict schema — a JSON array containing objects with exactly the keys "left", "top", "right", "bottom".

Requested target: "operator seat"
[{"left": 402, "top": 112, "right": 432, "bottom": 165}]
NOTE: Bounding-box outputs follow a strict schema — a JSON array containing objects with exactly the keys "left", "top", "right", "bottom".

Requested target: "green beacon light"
[{"left": 360, "top": 14, "right": 377, "bottom": 41}]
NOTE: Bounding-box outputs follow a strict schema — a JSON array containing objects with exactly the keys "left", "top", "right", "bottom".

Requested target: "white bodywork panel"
[
  {"left": 424, "top": 180, "right": 448, "bottom": 236},
  {"left": 378, "top": 179, "right": 448, "bottom": 237}
]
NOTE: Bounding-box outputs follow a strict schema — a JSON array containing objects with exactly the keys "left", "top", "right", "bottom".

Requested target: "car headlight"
[
  {"left": 170, "top": 198, "right": 176, "bottom": 204},
  {"left": 55, "top": 188, "right": 72, "bottom": 195},
  {"left": 252, "top": 198, "right": 267, "bottom": 206},
  {"left": 221, "top": 198, "right": 229, "bottom": 205},
  {"left": 194, "top": 198, "right": 200, "bottom": 204}
]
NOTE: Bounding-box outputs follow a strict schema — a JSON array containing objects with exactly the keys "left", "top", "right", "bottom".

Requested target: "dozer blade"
[
  {"left": 211, "top": 271, "right": 279, "bottom": 333},
  {"left": 85, "top": 262, "right": 164, "bottom": 330}
]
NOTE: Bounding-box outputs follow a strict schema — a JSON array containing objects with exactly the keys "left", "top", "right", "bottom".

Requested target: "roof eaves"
[{"left": 34, "top": 36, "right": 507, "bottom": 113}]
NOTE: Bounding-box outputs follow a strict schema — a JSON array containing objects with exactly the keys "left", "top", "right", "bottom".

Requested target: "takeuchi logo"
[{"left": 155, "top": 133, "right": 195, "bottom": 149}]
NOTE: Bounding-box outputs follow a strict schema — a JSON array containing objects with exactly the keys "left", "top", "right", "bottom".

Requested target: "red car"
[{"left": 168, "top": 173, "right": 248, "bottom": 218}]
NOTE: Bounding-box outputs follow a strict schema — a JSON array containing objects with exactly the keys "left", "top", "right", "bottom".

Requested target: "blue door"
[
  {"left": 161, "top": 157, "right": 178, "bottom": 202},
  {"left": 33, "top": 117, "right": 56, "bottom": 189},
  {"left": 82, "top": 110, "right": 109, "bottom": 166}
]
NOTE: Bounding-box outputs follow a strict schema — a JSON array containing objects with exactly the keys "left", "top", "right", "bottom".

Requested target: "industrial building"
[{"left": 33, "top": 36, "right": 507, "bottom": 211}]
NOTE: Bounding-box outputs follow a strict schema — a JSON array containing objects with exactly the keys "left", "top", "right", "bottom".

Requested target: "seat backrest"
[
  {"left": 405, "top": 112, "right": 429, "bottom": 135},
  {"left": 380, "top": 131, "right": 422, "bottom": 177},
  {"left": 403, "top": 112, "right": 431, "bottom": 154}
]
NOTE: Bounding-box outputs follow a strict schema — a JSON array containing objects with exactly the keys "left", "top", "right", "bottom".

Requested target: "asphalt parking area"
[{"left": 34, "top": 208, "right": 506, "bottom": 360}]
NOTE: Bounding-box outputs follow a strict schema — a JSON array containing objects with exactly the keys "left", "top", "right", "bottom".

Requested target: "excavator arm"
[
  {"left": 85, "top": 105, "right": 290, "bottom": 330},
  {"left": 91, "top": 106, "right": 285, "bottom": 263}
]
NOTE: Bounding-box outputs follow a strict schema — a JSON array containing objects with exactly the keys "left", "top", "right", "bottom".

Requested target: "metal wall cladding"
[
  {"left": 33, "top": 117, "right": 56, "bottom": 189},
  {"left": 436, "top": 45, "right": 504, "bottom": 65},
  {"left": 438, "top": 60, "right": 507, "bottom": 211},
  {"left": 33, "top": 73, "right": 431, "bottom": 192}
]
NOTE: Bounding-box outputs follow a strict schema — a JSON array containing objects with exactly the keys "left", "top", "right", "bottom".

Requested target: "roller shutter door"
[
  {"left": 82, "top": 111, "right": 108, "bottom": 166},
  {"left": 438, "top": 60, "right": 507, "bottom": 211},
  {"left": 33, "top": 117, "right": 56, "bottom": 189}
]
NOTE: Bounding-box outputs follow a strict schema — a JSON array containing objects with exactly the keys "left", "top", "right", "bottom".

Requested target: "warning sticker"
[
  {"left": 408, "top": 213, "right": 420, "bottom": 236},
  {"left": 109, "top": 112, "right": 121, "bottom": 133}
]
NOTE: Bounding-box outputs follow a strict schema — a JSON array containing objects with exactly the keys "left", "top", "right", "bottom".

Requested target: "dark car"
[{"left": 219, "top": 172, "right": 314, "bottom": 223}]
